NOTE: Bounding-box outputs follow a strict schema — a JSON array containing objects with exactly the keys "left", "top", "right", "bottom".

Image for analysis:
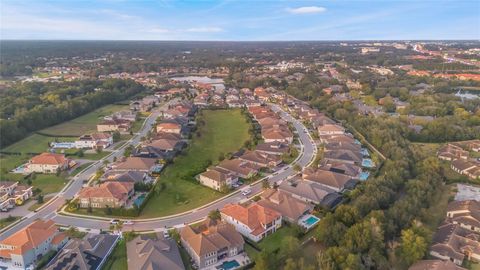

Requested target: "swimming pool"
[
  {"left": 216, "top": 260, "right": 240, "bottom": 270},
  {"left": 362, "top": 158, "right": 374, "bottom": 168},
  {"left": 359, "top": 171, "right": 370, "bottom": 181},
  {"left": 299, "top": 214, "right": 320, "bottom": 230},
  {"left": 134, "top": 194, "right": 146, "bottom": 207}
]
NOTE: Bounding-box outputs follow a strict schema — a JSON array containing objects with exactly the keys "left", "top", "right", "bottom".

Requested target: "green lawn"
[
  {"left": 71, "top": 162, "right": 94, "bottom": 176},
  {"left": 102, "top": 239, "right": 127, "bottom": 270},
  {"left": 257, "top": 226, "right": 298, "bottom": 254},
  {"left": 31, "top": 174, "right": 68, "bottom": 195},
  {"left": 0, "top": 216, "right": 20, "bottom": 230},
  {"left": 2, "top": 134, "right": 75, "bottom": 154},
  {"left": 40, "top": 104, "right": 129, "bottom": 136},
  {"left": 140, "top": 109, "right": 251, "bottom": 218}
]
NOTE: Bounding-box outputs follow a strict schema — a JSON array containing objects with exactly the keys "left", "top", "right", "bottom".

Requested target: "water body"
[{"left": 171, "top": 76, "right": 225, "bottom": 90}]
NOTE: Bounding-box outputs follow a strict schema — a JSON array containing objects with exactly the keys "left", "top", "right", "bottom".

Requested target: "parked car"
[
  {"left": 241, "top": 188, "right": 252, "bottom": 196},
  {"left": 163, "top": 230, "right": 170, "bottom": 239},
  {"left": 124, "top": 220, "right": 134, "bottom": 225},
  {"left": 110, "top": 219, "right": 120, "bottom": 225}
]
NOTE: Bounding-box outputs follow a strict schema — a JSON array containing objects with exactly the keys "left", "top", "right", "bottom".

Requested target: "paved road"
[
  {"left": 1, "top": 103, "right": 316, "bottom": 236},
  {"left": 0, "top": 100, "right": 173, "bottom": 240}
]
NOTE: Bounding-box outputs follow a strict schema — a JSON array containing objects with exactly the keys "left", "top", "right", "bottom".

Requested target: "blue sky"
[{"left": 1, "top": 0, "right": 479, "bottom": 40}]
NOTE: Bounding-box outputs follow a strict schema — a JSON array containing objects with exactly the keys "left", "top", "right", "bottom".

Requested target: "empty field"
[
  {"left": 39, "top": 104, "right": 129, "bottom": 136},
  {"left": 140, "top": 109, "right": 251, "bottom": 218}
]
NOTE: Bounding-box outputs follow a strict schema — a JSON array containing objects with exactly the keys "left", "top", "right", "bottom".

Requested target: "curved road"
[{"left": 1, "top": 103, "right": 316, "bottom": 237}]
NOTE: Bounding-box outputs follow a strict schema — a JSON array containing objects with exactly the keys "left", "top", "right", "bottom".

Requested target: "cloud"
[
  {"left": 286, "top": 6, "right": 326, "bottom": 14},
  {"left": 185, "top": 27, "right": 223, "bottom": 33},
  {"left": 147, "top": 27, "right": 170, "bottom": 33}
]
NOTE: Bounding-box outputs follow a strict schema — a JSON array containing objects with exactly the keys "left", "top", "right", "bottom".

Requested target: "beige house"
[
  {"left": 25, "top": 153, "right": 70, "bottom": 174},
  {"left": 446, "top": 200, "right": 480, "bottom": 232},
  {"left": 78, "top": 182, "right": 134, "bottom": 208},
  {"left": 198, "top": 167, "right": 238, "bottom": 191},
  {"left": 0, "top": 220, "right": 68, "bottom": 269},
  {"left": 180, "top": 218, "right": 244, "bottom": 269}
]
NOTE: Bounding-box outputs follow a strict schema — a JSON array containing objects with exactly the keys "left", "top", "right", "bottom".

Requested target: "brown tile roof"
[
  {"left": 302, "top": 167, "right": 353, "bottom": 190},
  {"left": 78, "top": 182, "right": 133, "bottom": 201},
  {"left": 180, "top": 219, "right": 244, "bottom": 257},
  {"left": 408, "top": 260, "right": 466, "bottom": 270},
  {"left": 0, "top": 219, "right": 59, "bottom": 256},
  {"left": 258, "top": 189, "right": 312, "bottom": 221},
  {"left": 157, "top": 122, "right": 182, "bottom": 130},
  {"left": 199, "top": 168, "right": 232, "bottom": 183},
  {"left": 221, "top": 202, "right": 281, "bottom": 236},
  {"left": 447, "top": 200, "right": 480, "bottom": 229},
  {"left": 114, "top": 157, "right": 157, "bottom": 171},
  {"left": 30, "top": 153, "right": 68, "bottom": 165},
  {"left": 430, "top": 222, "right": 480, "bottom": 263},
  {"left": 217, "top": 159, "right": 259, "bottom": 177}
]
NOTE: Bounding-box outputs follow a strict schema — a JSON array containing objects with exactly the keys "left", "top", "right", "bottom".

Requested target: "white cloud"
[
  {"left": 286, "top": 6, "right": 326, "bottom": 14},
  {"left": 147, "top": 27, "right": 170, "bottom": 33},
  {"left": 185, "top": 27, "right": 223, "bottom": 33}
]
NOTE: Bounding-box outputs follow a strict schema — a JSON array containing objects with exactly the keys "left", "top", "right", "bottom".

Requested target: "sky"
[{"left": 1, "top": 0, "right": 479, "bottom": 41}]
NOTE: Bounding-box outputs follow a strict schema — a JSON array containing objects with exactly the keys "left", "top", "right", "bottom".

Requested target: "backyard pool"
[
  {"left": 299, "top": 215, "right": 320, "bottom": 230},
  {"left": 360, "top": 148, "right": 370, "bottom": 157},
  {"left": 362, "top": 158, "right": 374, "bottom": 168},
  {"left": 359, "top": 171, "right": 370, "bottom": 181},
  {"left": 216, "top": 260, "right": 240, "bottom": 270},
  {"left": 134, "top": 194, "right": 146, "bottom": 207}
]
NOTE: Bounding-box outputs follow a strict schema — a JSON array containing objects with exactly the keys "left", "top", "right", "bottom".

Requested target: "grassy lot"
[
  {"left": 0, "top": 216, "right": 20, "bottom": 229},
  {"left": 102, "top": 239, "right": 127, "bottom": 270},
  {"left": 31, "top": 174, "right": 68, "bottom": 195},
  {"left": 71, "top": 162, "right": 94, "bottom": 176},
  {"left": 40, "top": 104, "right": 129, "bottom": 136},
  {"left": 140, "top": 109, "right": 251, "bottom": 218},
  {"left": 2, "top": 134, "right": 75, "bottom": 154}
]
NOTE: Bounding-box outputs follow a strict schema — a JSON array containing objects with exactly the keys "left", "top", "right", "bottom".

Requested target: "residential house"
[
  {"left": 25, "top": 153, "right": 70, "bottom": 174},
  {"left": 302, "top": 167, "right": 356, "bottom": 192},
  {"left": 221, "top": 202, "right": 282, "bottom": 242},
  {"left": 438, "top": 144, "right": 469, "bottom": 161},
  {"left": 156, "top": 122, "right": 182, "bottom": 135},
  {"left": 446, "top": 200, "right": 480, "bottom": 232},
  {"left": 216, "top": 159, "right": 259, "bottom": 179},
  {"left": 127, "top": 234, "right": 185, "bottom": 270},
  {"left": 198, "top": 167, "right": 238, "bottom": 191},
  {"left": 317, "top": 124, "right": 345, "bottom": 136},
  {"left": 180, "top": 218, "right": 244, "bottom": 269},
  {"left": 255, "top": 141, "right": 289, "bottom": 156},
  {"left": 45, "top": 234, "right": 119, "bottom": 270},
  {"left": 78, "top": 181, "right": 134, "bottom": 208},
  {"left": 429, "top": 222, "right": 480, "bottom": 265},
  {"left": 261, "top": 127, "right": 293, "bottom": 144},
  {"left": 97, "top": 119, "right": 131, "bottom": 133},
  {"left": 239, "top": 150, "right": 282, "bottom": 168},
  {"left": 105, "top": 110, "right": 137, "bottom": 122},
  {"left": 75, "top": 133, "right": 113, "bottom": 150},
  {"left": 102, "top": 170, "right": 153, "bottom": 184},
  {"left": 257, "top": 189, "right": 312, "bottom": 223},
  {"left": 451, "top": 159, "right": 480, "bottom": 180},
  {"left": 278, "top": 178, "right": 342, "bottom": 209},
  {"left": 408, "top": 260, "right": 466, "bottom": 270},
  {"left": 112, "top": 157, "right": 158, "bottom": 173},
  {"left": 318, "top": 160, "right": 362, "bottom": 178},
  {"left": 0, "top": 220, "right": 68, "bottom": 269},
  {"left": 323, "top": 149, "right": 363, "bottom": 165}
]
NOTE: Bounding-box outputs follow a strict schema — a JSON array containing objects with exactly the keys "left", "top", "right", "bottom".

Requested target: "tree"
[
  {"left": 293, "top": 164, "right": 301, "bottom": 172},
  {"left": 280, "top": 236, "right": 300, "bottom": 258},
  {"left": 261, "top": 179, "right": 270, "bottom": 189},
  {"left": 36, "top": 194, "right": 44, "bottom": 204},
  {"left": 208, "top": 209, "right": 221, "bottom": 221},
  {"left": 112, "top": 131, "right": 121, "bottom": 142},
  {"left": 399, "top": 228, "right": 428, "bottom": 265},
  {"left": 254, "top": 250, "right": 273, "bottom": 270},
  {"left": 284, "top": 258, "right": 297, "bottom": 270}
]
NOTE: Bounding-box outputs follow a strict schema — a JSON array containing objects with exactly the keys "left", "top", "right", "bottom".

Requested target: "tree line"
[{"left": 0, "top": 79, "right": 146, "bottom": 148}]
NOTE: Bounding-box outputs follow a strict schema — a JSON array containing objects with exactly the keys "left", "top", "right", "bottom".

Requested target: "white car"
[
  {"left": 241, "top": 188, "right": 252, "bottom": 196},
  {"left": 110, "top": 219, "right": 120, "bottom": 225},
  {"left": 163, "top": 231, "right": 170, "bottom": 238},
  {"left": 124, "top": 220, "right": 134, "bottom": 225}
]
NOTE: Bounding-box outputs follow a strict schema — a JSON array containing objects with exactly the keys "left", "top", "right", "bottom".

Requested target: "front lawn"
[
  {"left": 140, "top": 109, "right": 251, "bottom": 218},
  {"left": 40, "top": 104, "right": 129, "bottom": 136},
  {"left": 2, "top": 134, "right": 75, "bottom": 154},
  {"left": 0, "top": 216, "right": 20, "bottom": 229}
]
